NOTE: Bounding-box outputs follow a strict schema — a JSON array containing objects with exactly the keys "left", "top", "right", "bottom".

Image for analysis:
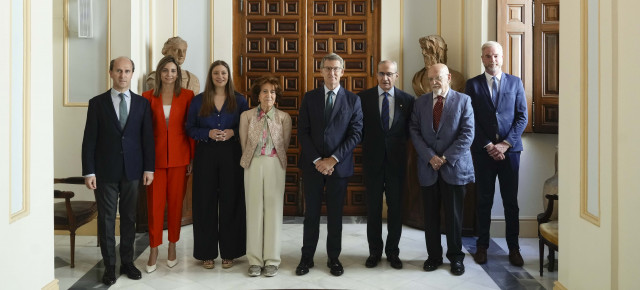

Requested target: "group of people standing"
[{"left": 81, "top": 39, "right": 526, "bottom": 286}]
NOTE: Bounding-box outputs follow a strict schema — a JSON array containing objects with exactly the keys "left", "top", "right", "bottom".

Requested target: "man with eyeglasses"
[
  {"left": 465, "top": 41, "right": 528, "bottom": 267},
  {"left": 296, "top": 53, "right": 363, "bottom": 276},
  {"left": 409, "top": 63, "right": 474, "bottom": 276},
  {"left": 357, "top": 60, "right": 414, "bottom": 270}
]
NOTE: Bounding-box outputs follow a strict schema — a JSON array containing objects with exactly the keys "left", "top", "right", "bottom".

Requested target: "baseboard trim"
[
  {"left": 42, "top": 279, "right": 58, "bottom": 290},
  {"left": 489, "top": 218, "right": 538, "bottom": 238},
  {"left": 554, "top": 281, "right": 567, "bottom": 290}
]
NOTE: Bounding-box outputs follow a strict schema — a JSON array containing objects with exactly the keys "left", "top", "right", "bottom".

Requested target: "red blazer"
[{"left": 142, "top": 88, "right": 195, "bottom": 169}]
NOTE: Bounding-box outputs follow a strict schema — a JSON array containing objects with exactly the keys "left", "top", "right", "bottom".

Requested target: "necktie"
[
  {"left": 381, "top": 92, "right": 390, "bottom": 131},
  {"left": 119, "top": 93, "right": 128, "bottom": 128},
  {"left": 433, "top": 95, "right": 443, "bottom": 131},
  {"left": 491, "top": 76, "right": 498, "bottom": 106},
  {"left": 325, "top": 90, "right": 334, "bottom": 123}
]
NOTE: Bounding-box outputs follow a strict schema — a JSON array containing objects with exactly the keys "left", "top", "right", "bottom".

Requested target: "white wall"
[
  {"left": 1, "top": 0, "right": 57, "bottom": 288},
  {"left": 401, "top": 0, "right": 437, "bottom": 93},
  {"left": 559, "top": 0, "right": 640, "bottom": 288}
]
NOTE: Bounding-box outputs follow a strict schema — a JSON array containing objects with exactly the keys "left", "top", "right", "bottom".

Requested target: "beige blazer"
[{"left": 239, "top": 107, "right": 292, "bottom": 169}]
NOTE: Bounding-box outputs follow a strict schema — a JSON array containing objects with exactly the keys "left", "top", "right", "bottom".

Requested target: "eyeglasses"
[
  {"left": 427, "top": 74, "right": 448, "bottom": 82},
  {"left": 323, "top": 66, "right": 343, "bottom": 72},
  {"left": 377, "top": 72, "right": 397, "bottom": 78}
]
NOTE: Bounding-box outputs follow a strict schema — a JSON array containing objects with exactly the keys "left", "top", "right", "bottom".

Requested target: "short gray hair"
[
  {"left": 378, "top": 60, "right": 398, "bottom": 72},
  {"left": 320, "top": 53, "right": 344, "bottom": 69},
  {"left": 481, "top": 41, "right": 503, "bottom": 55}
]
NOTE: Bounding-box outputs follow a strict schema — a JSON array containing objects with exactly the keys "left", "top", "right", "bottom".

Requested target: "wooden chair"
[
  {"left": 54, "top": 177, "right": 98, "bottom": 268},
  {"left": 537, "top": 194, "right": 558, "bottom": 276}
]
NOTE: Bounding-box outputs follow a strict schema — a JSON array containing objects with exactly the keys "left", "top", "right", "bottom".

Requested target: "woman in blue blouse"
[{"left": 186, "top": 60, "right": 248, "bottom": 269}]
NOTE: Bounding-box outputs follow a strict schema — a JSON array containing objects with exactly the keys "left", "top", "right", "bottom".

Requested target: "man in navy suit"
[
  {"left": 357, "top": 60, "right": 414, "bottom": 269},
  {"left": 296, "top": 53, "right": 363, "bottom": 276},
  {"left": 410, "top": 63, "right": 474, "bottom": 276},
  {"left": 82, "top": 57, "right": 155, "bottom": 285},
  {"left": 465, "top": 41, "right": 528, "bottom": 267}
]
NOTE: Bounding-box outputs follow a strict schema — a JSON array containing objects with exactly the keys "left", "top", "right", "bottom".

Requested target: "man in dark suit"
[
  {"left": 410, "top": 63, "right": 475, "bottom": 276},
  {"left": 357, "top": 60, "right": 414, "bottom": 269},
  {"left": 296, "top": 53, "right": 363, "bottom": 276},
  {"left": 82, "top": 57, "right": 155, "bottom": 285},
  {"left": 464, "top": 41, "right": 528, "bottom": 267}
]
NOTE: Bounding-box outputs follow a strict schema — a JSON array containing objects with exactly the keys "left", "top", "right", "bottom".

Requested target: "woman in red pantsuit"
[{"left": 142, "top": 55, "right": 195, "bottom": 273}]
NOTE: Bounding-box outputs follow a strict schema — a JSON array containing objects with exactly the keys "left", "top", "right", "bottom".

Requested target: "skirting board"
[
  {"left": 42, "top": 279, "right": 59, "bottom": 290},
  {"left": 554, "top": 281, "right": 568, "bottom": 290}
]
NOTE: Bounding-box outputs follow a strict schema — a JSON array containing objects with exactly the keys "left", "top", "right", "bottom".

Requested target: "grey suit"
[{"left": 409, "top": 89, "right": 474, "bottom": 262}]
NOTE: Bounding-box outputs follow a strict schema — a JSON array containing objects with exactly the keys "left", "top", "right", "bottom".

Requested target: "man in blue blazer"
[
  {"left": 357, "top": 60, "right": 414, "bottom": 269},
  {"left": 82, "top": 57, "right": 155, "bottom": 285},
  {"left": 464, "top": 41, "right": 528, "bottom": 267},
  {"left": 296, "top": 53, "right": 363, "bottom": 276},
  {"left": 410, "top": 63, "right": 474, "bottom": 276}
]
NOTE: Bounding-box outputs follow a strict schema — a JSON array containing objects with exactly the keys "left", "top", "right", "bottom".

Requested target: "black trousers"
[
  {"left": 95, "top": 177, "right": 139, "bottom": 266},
  {"left": 473, "top": 151, "right": 521, "bottom": 249},
  {"left": 192, "top": 140, "right": 246, "bottom": 260},
  {"left": 301, "top": 170, "right": 348, "bottom": 260},
  {"left": 364, "top": 156, "right": 403, "bottom": 257},
  {"left": 421, "top": 175, "right": 466, "bottom": 262}
]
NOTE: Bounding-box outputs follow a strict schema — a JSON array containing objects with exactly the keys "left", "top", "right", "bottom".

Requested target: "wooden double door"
[{"left": 232, "top": 0, "right": 381, "bottom": 216}]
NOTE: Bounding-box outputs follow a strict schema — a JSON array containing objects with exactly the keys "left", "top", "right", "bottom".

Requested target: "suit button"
[{"left": 122, "top": 136, "right": 125, "bottom": 140}]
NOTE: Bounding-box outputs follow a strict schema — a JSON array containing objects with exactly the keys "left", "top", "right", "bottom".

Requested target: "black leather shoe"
[
  {"left": 509, "top": 248, "right": 524, "bottom": 267},
  {"left": 102, "top": 266, "right": 116, "bottom": 285},
  {"left": 450, "top": 261, "right": 465, "bottom": 276},
  {"left": 327, "top": 258, "right": 344, "bottom": 276},
  {"left": 120, "top": 263, "right": 142, "bottom": 280},
  {"left": 295, "top": 257, "right": 314, "bottom": 276},
  {"left": 474, "top": 246, "right": 488, "bottom": 264},
  {"left": 365, "top": 255, "right": 381, "bottom": 268},
  {"left": 387, "top": 255, "right": 403, "bottom": 269},
  {"left": 422, "top": 258, "right": 443, "bottom": 272}
]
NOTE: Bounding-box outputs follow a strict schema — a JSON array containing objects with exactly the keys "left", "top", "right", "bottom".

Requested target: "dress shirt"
[
  {"left": 378, "top": 86, "right": 395, "bottom": 129},
  {"left": 484, "top": 71, "right": 502, "bottom": 100},
  {"left": 111, "top": 88, "right": 131, "bottom": 119},
  {"left": 186, "top": 93, "right": 249, "bottom": 142},
  {"left": 432, "top": 89, "right": 449, "bottom": 108}
]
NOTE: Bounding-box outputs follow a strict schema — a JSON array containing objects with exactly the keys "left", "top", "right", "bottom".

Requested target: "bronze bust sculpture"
[
  {"left": 412, "top": 35, "right": 465, "bottom": 96},
  {"left": 146, "top": 36, "right": 201, "bottom": 94}
]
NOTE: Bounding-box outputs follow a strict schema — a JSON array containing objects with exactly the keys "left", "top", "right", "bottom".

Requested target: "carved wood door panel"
[
  {"left": 533, "top": 0, "right": 559, "bottom": 133},
  {"left": 233, "top": 0, "right": 380, "bottom": 216}
]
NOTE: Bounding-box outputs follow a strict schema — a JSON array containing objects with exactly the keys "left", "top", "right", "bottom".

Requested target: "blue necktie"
[
  {"left": 118, "top": 93, "right": 128, "bottom": 128},
  {"left": 381, "top": 92, "right": 390, "bottom": 131},
  {"left": 325, "top": 91, "right": 334, "bottom": 123},
  {"left": 491, "top": 76, "right": 498, "bottom": 106}
]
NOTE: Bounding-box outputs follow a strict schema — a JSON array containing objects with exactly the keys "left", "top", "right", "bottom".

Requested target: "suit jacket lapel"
[
  {"left": 480, "top": 75, "right": 495, "bottom": 110},
  {"left": 328, "top": 87, "right": 344, "bottom": 124},
  {"left": 440, "top": 91, "right": 457, "bottom": 130},
  {"left": 125, "top": 90, "right": 139, "bottom": 131},
  {"left": 390, "top": 88, "right": 402, "bottom": 130},
  {"left": 101, "top": 90, "right": 122, "bottom": 132}
]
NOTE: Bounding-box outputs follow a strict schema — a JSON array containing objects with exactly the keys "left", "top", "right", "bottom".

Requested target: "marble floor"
[{"left": 54, "top": 217, "right": 558, "bottom": 289}]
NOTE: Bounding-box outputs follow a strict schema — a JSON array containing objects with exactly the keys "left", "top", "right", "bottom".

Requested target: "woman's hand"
[{"left": 186, "top": 161, "right": 193, "bottom": 175}]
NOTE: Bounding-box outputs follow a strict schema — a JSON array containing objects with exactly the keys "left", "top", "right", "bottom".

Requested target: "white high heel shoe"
[
  {"left": 146, "top": 263, "right": 157, "bottom": 273},
  {"left": 167, "top": 259, "right": 178, "bottom": 268}
]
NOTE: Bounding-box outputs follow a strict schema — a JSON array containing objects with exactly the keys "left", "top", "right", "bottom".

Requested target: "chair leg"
[
  {"left": 548, "top": 249, "right": 556, "bottom": 272},
  {"left": 70, "top": 231, "right": 76, "bottom": 268},
  {"left": 539, "top": 238, "right": 544, "bottom": 277}
]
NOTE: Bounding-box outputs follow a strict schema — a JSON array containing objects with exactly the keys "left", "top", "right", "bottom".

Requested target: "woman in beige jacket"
[{"left": 239, "top": 76, "right": 292, "bottom": 277}]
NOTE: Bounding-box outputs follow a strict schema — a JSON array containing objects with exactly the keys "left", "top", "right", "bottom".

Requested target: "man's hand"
[
  {"left": 84, "top": 176, "right": 97, "bottom": 190},
  {"left": 429, "top": 155, "right": 446, "bottom": 171},
  {"left": 143, "top": 172, "right": 154, "bottom": 186},
  {"left": 486, "top": 143, "right": 507, "bottom": 161},
  {"left": 315, "top": 157, "right": 338, "bottom": 175}
]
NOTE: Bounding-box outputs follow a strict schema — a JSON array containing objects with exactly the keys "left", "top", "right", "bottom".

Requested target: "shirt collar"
[
  {"left": 484, "top": 71, "right": 502, "bottom": 82},
  {"left": 377, "top": 86, "right": 395, "bottom": 98},
  {"left": 257, "top": 106, "right": 275, "bottom": 120},
  {"left": 324, "top": 85, "right": 340, "bottom": 97},
  {"left": 111, "top": 88, "right": 131, "bottom": 99},
  {"left": 433, "top": 89, "right": 450, "bottom": 100}
]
